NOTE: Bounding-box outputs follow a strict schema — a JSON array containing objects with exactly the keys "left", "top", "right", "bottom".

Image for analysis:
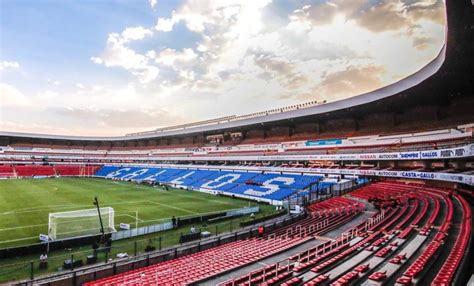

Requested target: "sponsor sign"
[
  {"left": 377, "top": 153, "right": 399, "bottom": 159},
  {"left": 39, "top": 234, "right": 49, "bottom": 242},
  {"left": 440, "top": 149, "right": 454, "bottom": 157},
  {"left": 120, "top": 223, "right": 131, "bottom": 230},
  {"left": 421, "top": 150, "right": 439, "bottom": 158},
  {"left": 339, "top": 155, "right": 358, "bottom": 160},
  {"left": 399, "top": 152, "right": 420, "bottom": 159},
  {"left": 454, "top": 147, "right": 466, "bottom": 157},
  {"left": 359, "top": 154, "right": 377, "bottom": 160},
  {"left": 359, "top": 170, "right": 377, "bottom": 176},
  {"left": 305, "top": 139, "right": 342, "bottom": 146}
]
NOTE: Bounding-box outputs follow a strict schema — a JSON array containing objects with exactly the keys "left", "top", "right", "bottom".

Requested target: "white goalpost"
[{"left": 48, "top": 207, "right": 116, "bottom": 240}]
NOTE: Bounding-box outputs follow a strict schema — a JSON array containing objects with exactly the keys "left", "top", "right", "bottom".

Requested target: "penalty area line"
[{"left": 118, "top": 214, "right": 144, "bottom": 223}]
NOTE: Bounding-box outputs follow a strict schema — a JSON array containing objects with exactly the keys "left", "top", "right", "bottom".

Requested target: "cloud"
[
  {"left": 121, "top": 26, "right": 152, "bottom": 42},
  {"left": 412, "top": 36, "right": 436, "bottom": 50},
  {"left": 151, "top": 48, "right": 198, "bottom": 67},
  {"left": 155, "top": 17, "right": 178, "bottom": 32},
  {"left": 0, "top": 83, "right": 29, "bottom": 106},
  {"left": 0, "top": 61, "right": 20, "bottom": 71},
  {"left": 47, "top": 78, "right": 61, "bottom": 86},
  {"left": 290, "top": 2, "right": 339, "bottom": 27},
  {"left": 309, "top": 65, "right": 385, "bottom": 101},
  {"left": 288, "top": 0, "right": 445, "bottom": 34},
  {"left": 355, "top": 1, "right": 407, "bottom": 33},
  {"left": 149, "top": 0, "right": 157, "bottom": 9},
  {"left": 56, "top": 107, "right": 184, "bottom": 129},
  {"left": 81, "top": 0, "right": 445, "bottom": 136},
  {"left": 404, "top": 0, "right": 445, "bottom": 25},
  {"left": 37, "top": 90, "right": 59, "bottom": 100},
  {"left": 91, "top": 29, "right": 158, "bottom": 83},
  {"left": 152, "top": 0, "right": 272, "bottom": 82},
  {"left": 253, "top": 54, "right": 308, "bottom": 89}
]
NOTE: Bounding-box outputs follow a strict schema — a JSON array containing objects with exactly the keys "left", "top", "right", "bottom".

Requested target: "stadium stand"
[
  {"left": 54, "top": 165, "right": 82, "bottom": 176},
  {"left": 85, "top": 196, "right": 365, "bottom": 286},
  {"left": 217, "top": 182, "right": 472, "bottom": 286},
  {"left": 94, "top": 166, "right": 326, "bottom": 201},
  {"left": 1, "top": 128, "right": 471, "bottom": 161},
  {"left": 0, "top": 165, "right": 15, "bottom": 177},
  {"left": 0, "top": 164, "right": 101, "bottom": 178},
  {"left": 14, "top": 165, "right": 55, "bottom": 177}
]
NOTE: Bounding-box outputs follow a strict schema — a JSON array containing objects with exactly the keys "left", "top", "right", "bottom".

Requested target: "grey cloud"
[
  {"left": 290, "top": 0, "right": 445, "bottom": 34},
  {"left": 404, "top": 0, "right": 445, "bottom": 24},
  {"left": 355, "top": 1, "right": 407, "bottom": 33},
  {"left": 292, "top": 2, "right": 339, "bottom": 26},
  {"left": 296, "top": 65, "right": 385, "bottom": 102},
  {"left": 412, "top": 36, "right": 436, "bottom": 50},
  {"left": 354, "top": 0, "right": 445, "bottom": 33},
  {"left": 254, "top": 54, "right": 308, "bottom": 89}
]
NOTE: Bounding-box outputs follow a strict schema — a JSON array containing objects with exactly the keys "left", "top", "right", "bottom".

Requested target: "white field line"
[
  {"left": 148, "top": 201, "right": 198, "bottom": 215},
  {"left": 0, "top": 200, "right": 160, "bottom": 216},
  {"left": 0, "top": 236, "right": 39, "bottom": 244},
  {"left": 0, "top": 223, "right": 46, "bottom": 232},
  {"left": 0, "top": 204, "right": 92, "bottom": 215},
  {"left": 0, "top": 214, "right": 141, "bottom": 233},
  {"left": 120, "top": 214, "right": 144, "bottom": 223}
]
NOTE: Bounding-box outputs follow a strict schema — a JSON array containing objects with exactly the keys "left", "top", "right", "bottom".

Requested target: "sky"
[{"left": 0, "top": 0, "right": 446, "bottom": 136}]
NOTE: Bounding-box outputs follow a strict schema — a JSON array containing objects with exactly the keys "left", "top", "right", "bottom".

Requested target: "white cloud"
[
  {"left": 152, "top": 48, "right": 197, "bottom": 66},
  {"left": 121, "top": 26, "right": 152, "bottom": 42},
  {"left": 0, "top": 61, "right": 20, "bottom": 71},
  {"left": 47, "top": 79, "right": 61, "bottom": 86},
  {"left": 155, "top": 17, "right": 178, "bottom": 32},
  {"left": 37, "top": 90, "right": 59, "bottom": 100},
  {"left": 76, "top": 83, "right": 85, "bottom": 89},
  {"left": 80, "top": 0, "right": 446, "bottom": 135},
  {"left": 91, "top": 31, "right": 158, "bottom": 83},
  {"left": 0, "top": 83, "right": 29, "bottom": 106},
  {"left": 133, "top": 66, "right": 160, "bottom": 84},
  {"left": 149, "top": 0, "right": 157, "bottom": 9}
]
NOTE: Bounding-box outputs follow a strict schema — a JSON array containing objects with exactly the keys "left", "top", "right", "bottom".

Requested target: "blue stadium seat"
[{"left": 95, "top": 166, "right": 325, "bottom": 201}]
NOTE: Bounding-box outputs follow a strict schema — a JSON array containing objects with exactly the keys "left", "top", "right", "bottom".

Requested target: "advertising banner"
[{"left": 305, "top": 139, "right": 342, "bottom": 146}]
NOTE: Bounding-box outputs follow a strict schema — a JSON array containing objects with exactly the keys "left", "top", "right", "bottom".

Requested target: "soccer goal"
[{"left": 48, "top": 207, "right": 116, "bottom": 240}]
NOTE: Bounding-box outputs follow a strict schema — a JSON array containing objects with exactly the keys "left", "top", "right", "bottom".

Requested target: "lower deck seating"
[
  {"left": 86, "top": 237, "right": 306, "bottom": 286},
  {"left": 0, "top": 164, "right": 102, "bottom": 177},
  {"left": 14, "top": 165, "right": 55, "bottom": 176},
  {"left": 54, "top": 165, "right": 82, "bottom": 176},
  {"left": 225, "top": 182, "right": 472, "bottom": 286},
  {"left": 0, "top": 165, "right": 15, "bottom": 177}
]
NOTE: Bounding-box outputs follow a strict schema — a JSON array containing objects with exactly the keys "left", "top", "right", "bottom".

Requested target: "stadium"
[{"left": 0, "top": 0, "right": 473, "bottom": 285}]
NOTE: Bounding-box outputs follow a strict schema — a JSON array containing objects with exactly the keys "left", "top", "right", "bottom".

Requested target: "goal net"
[{"left": 48, "top": 207, "right": 116, "bottom": 240}]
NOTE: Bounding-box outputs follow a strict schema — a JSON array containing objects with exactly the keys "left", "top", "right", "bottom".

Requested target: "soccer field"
[{"left": 0, "top": 177, "right": 258, "bottom": 249}]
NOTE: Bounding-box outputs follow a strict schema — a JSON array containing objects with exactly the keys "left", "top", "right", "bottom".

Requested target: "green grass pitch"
[{"left": 0, "top": 177, "right": 260, "bottom": 249}]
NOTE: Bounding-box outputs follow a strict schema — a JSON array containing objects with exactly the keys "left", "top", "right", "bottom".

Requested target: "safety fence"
[{"left": 112, "top": 206, "right": 259, "bottom": 241}]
